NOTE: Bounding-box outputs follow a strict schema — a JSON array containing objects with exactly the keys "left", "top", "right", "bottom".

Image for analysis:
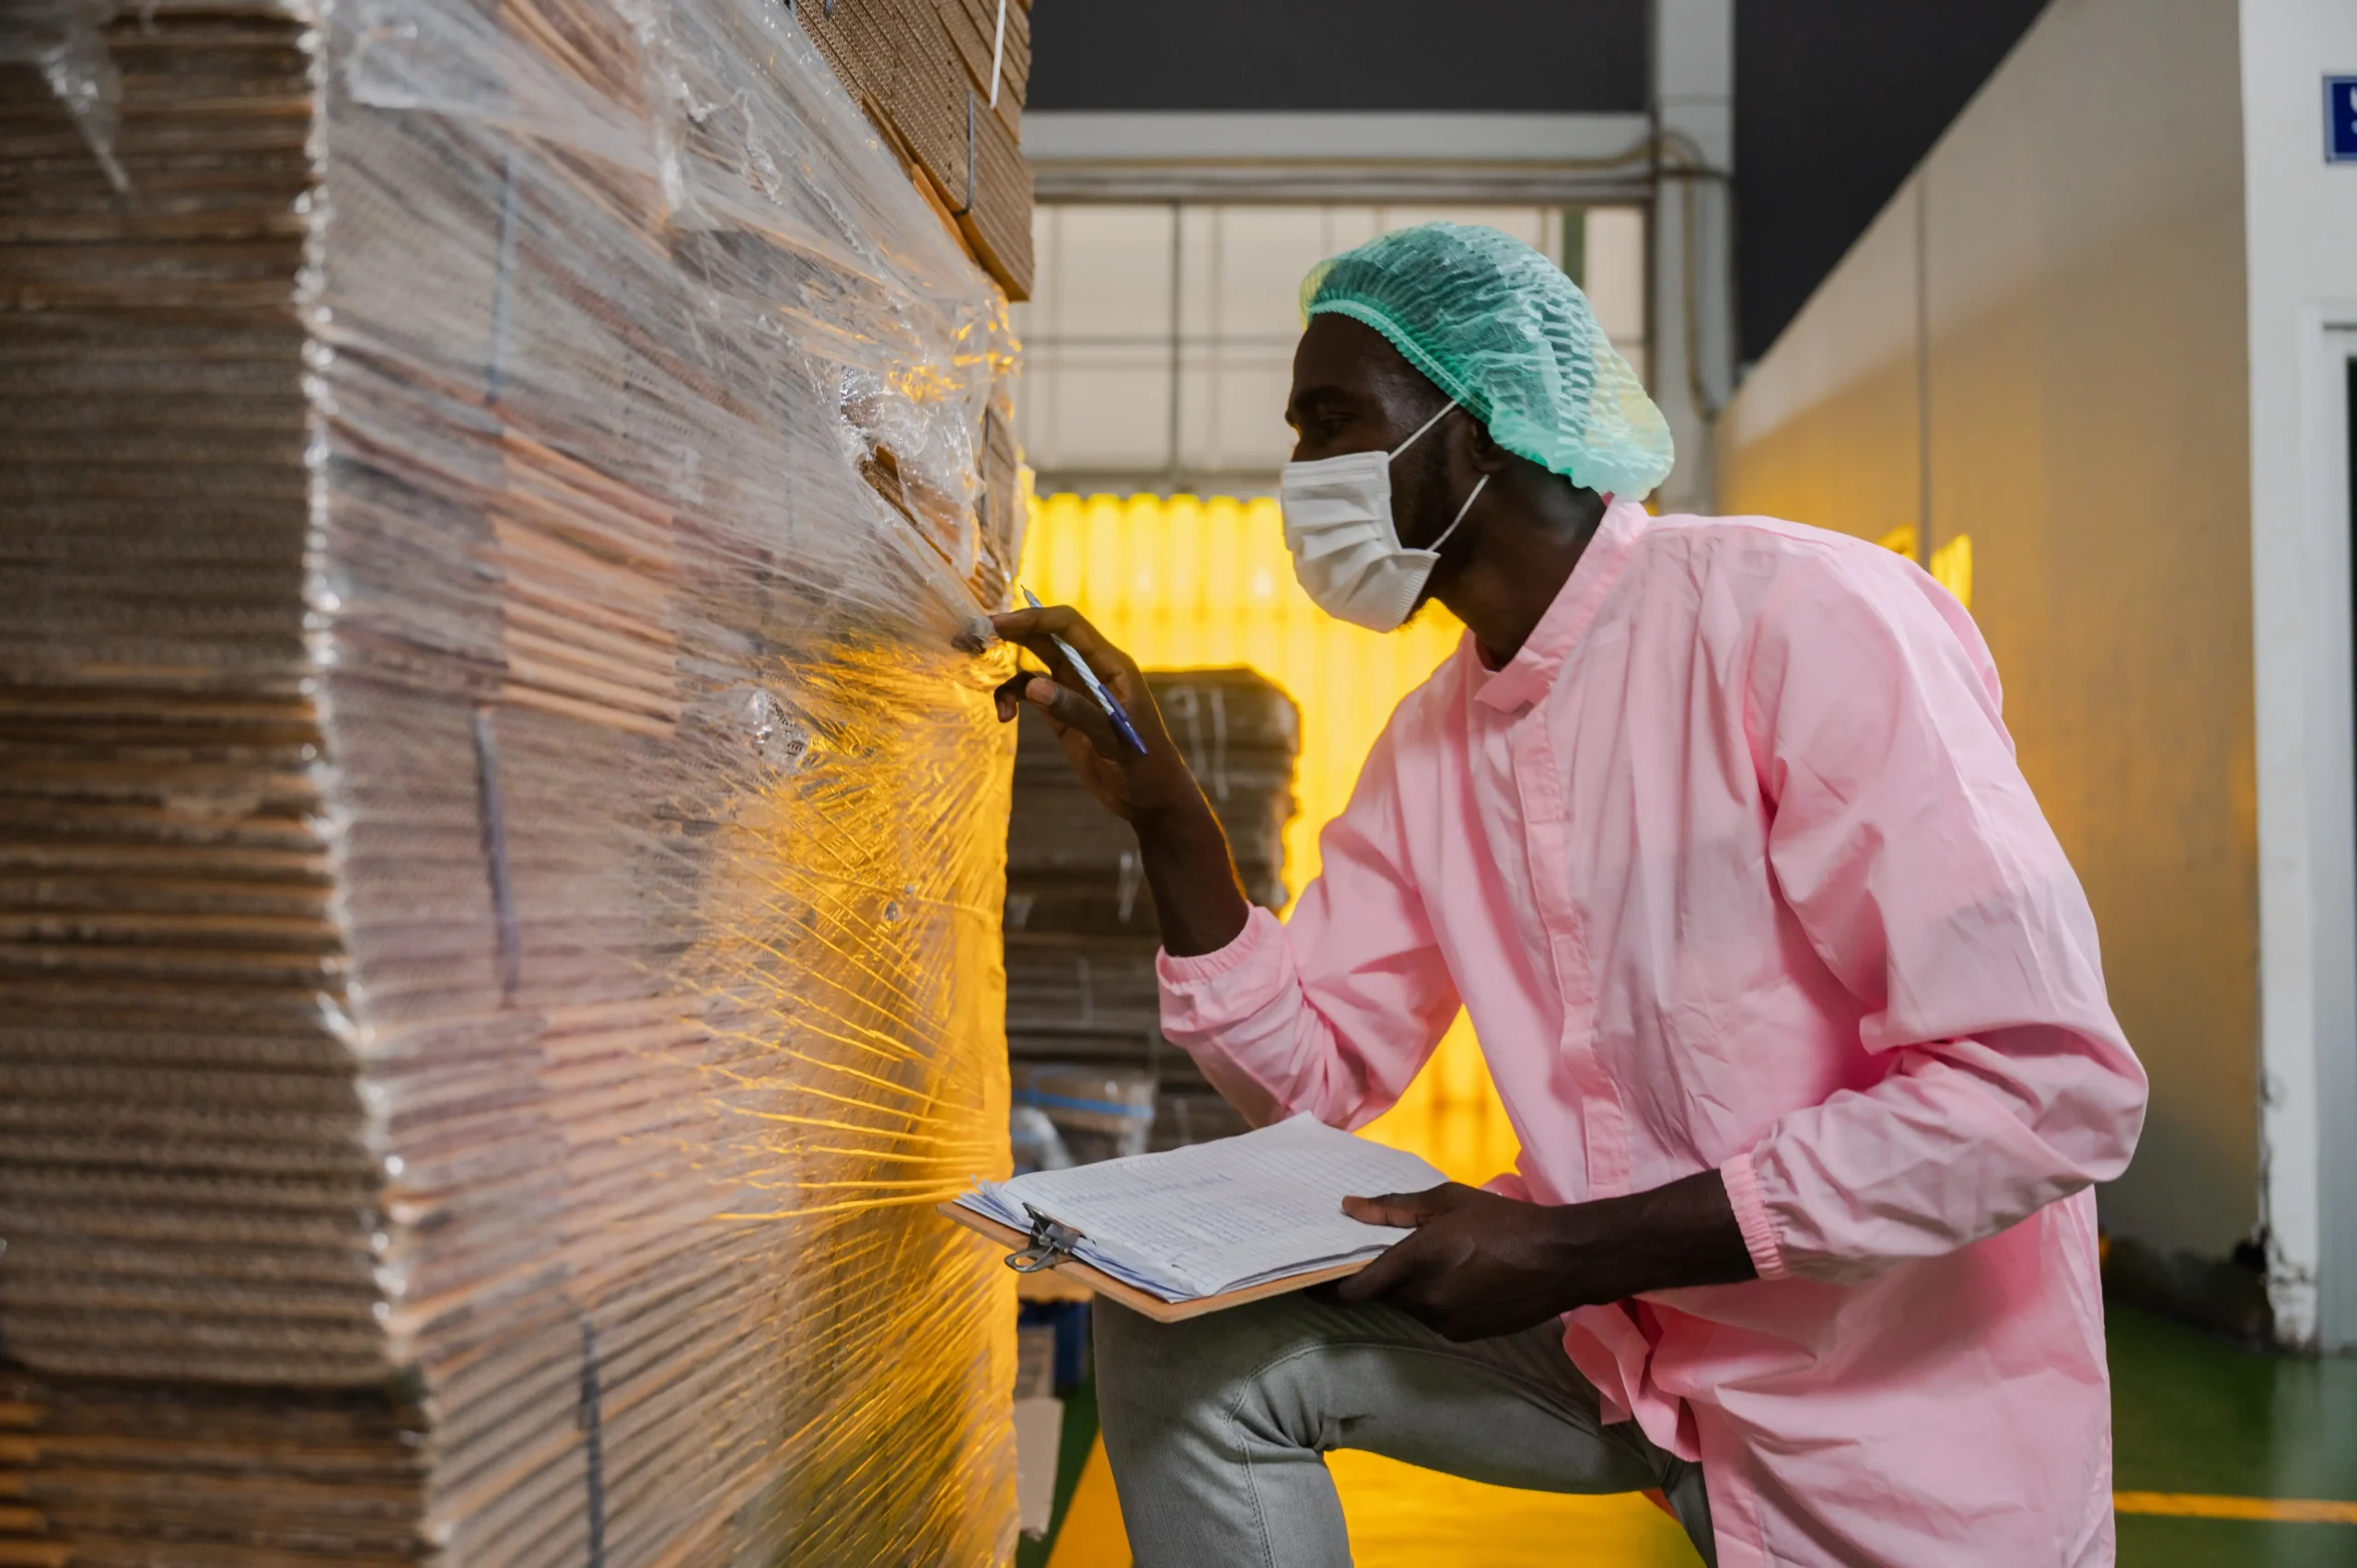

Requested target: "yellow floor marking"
[
  {"left": 2114, "top": 1491, "right": 2357, "bottom": 1524},
  {"left": 1330, "top": 1451, "right": 1705, "bottom": 1567},
  {"left": 1036, "top": 1437, "right": 1706, "bottom": 1568},
  {"left": 1043, "top": 1438, "right": 1129, "bottom": 1568}
]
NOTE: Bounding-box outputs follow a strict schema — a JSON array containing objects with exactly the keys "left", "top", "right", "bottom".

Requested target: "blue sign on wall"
[{"left": 2331, "top": 76, "right": 2357, "bottom": 163}]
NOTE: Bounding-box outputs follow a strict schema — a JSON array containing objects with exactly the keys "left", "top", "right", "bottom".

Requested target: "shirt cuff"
[
  {"left": 1155, "top": 903, "right": 1279, "bottom": 987},
  {"left": 1718, "top": 1148, "right": 1791, "bottom": 1282}
]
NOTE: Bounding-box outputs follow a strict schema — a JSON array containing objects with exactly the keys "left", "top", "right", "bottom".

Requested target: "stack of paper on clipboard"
[{"left": 944, "top": 1116, "right": 1449, "bottom": 1320}]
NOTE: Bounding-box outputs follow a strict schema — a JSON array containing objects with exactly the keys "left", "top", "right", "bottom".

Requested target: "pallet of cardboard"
[{"left": 1, "top": 0, "right": 1029, "bottom": 1559}]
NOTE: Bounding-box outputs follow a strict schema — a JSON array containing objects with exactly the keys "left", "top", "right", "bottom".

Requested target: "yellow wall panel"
[{"left": 1019, "top": 492, "right": 1519, "bottom": 1182}]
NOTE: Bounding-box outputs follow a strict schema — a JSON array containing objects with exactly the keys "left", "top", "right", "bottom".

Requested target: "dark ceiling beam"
[
  {"left": 1028, "top": 0, "right": 1650, "bottom": 114},
  {"left": 1735, "top": 0, "right": 2052, "bottom": 360}
]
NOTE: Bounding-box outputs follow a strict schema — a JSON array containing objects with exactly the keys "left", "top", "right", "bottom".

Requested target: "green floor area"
[
  {"left": 2116, "top": 1515, "right": 2357, "bottom": 1568},
  {"left": 2108, "top": 1305, "right": 2357, "bottom": 1565},
  {"left": 2110, "top": 1305, "right": 2357, "bottom": 1500}
]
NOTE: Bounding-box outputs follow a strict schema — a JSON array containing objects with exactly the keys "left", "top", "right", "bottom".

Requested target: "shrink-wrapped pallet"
[{"left": 0, "top": 0, "right": 1025, "bottom": 1560}]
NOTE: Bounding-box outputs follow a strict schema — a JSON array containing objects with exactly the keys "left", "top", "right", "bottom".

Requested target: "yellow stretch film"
[{"left": 1021, "top": 492, "right": 1520, "bottom": 1183}]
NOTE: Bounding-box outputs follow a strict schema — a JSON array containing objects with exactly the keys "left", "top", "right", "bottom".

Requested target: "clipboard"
[{"left": 935, "top": 1202, "right": 1375, "bottom": 1323}]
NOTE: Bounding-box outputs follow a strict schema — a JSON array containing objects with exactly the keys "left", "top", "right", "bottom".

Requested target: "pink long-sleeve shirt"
[{"left": 1157, "top": 501, "right": 2148, "bottom": 1567}]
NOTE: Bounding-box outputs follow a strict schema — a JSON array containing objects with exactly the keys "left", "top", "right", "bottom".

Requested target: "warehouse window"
[{"left": 1013, "top": 203, "right": 1648, "bottom": 493}]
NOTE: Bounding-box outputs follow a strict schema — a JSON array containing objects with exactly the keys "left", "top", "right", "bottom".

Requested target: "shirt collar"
[{"left": 1470, "top": 498, "right": 1653, "bottom": 714}]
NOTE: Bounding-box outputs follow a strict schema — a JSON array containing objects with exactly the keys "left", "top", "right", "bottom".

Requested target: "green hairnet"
[{"left": 1300, "top": 222, "right": 1674, "bottom": 498}]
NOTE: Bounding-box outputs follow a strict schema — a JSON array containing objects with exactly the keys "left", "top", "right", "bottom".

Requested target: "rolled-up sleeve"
[
  {"left": 1158, "top": 716, "right": 1461, "bottom": 1132},
  {"left": 1721, "top": 552, "right": 2149, "bottom": 1283}
]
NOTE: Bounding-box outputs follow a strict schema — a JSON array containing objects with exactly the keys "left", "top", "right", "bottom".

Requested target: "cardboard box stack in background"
[
  {"left": 1004, "top": 669, "right": 1301, "bottom": 1158},
  {"left": 0, "top": 0, "right": 1031, "bottom": 1560}
]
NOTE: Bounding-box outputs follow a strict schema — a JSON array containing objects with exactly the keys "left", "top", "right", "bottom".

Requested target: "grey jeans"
[{"left": 1095, "top": 1289, "right": 1716, "bottom": 1568}]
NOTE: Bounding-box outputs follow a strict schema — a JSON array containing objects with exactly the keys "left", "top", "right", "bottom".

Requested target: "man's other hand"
[
  {"left": 1335, "top": 1183, "right": 1587, "bottom": 1342},
  {"left": 1336, "top": 1171, "right": 1759, "bottom": 1342}
]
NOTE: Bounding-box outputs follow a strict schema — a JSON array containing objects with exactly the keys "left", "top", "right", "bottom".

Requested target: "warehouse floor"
[{"left": 1017, "top": 1096, "right": 2357, "bottom": 1568}]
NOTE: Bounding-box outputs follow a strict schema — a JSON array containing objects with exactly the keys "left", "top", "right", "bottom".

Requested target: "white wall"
[
  {"left": 1712, "top": 183, "right": 1922, "bottom": 546},
  {"left": 2240, "top": 0, "right": 2357, "bottom": 1351},
  {"left": 1720, "top": 0, "right": 2258, "bottom": 1271}
]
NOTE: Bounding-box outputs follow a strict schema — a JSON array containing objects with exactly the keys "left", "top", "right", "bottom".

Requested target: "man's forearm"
[
  {"left": 1555, "top": 1169, "right": 1758, "bottom": 1306},
  {"left": 1134, "top": 798, "right": 1253, "bottom": 958}
]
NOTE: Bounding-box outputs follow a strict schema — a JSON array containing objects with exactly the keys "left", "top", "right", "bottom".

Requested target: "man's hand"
[
  {"left": 1335, "top": 1184, "right": 1587, "bottom": 1342},
  {"left": 989, "top": 602, "right": 1251, "bottom": 957},
  {"left": 990, "top": 604, "right": 1199, "bottom": 824},
  {"left": 1334, "top": 1171, "right": 1759, "bottom": 1342}
]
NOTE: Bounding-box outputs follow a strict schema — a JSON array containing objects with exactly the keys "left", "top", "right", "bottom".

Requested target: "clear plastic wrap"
[
  {"left": 0, "top": 0, "right": 1023, "bottom": 1559},
  {"left": 0, "top": 0, "right": 126, "bottom": 192}
]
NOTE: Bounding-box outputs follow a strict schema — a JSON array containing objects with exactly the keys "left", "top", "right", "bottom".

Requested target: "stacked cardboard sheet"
[
  {"left": 1, "top": 0, "right": 1030, "bottom": 1560},
  {"left": 0, "top": 1365, "right": 431, "bottom": 1567},
  {"left": 797, "top": 0, "right": 1033, "bottom": 297},
  {"left": 0, "top": 0, "right": 380, "bottom": 1394},
  {"left": 1004, "top": 669, "right": 1301, "bottom": 1154}
]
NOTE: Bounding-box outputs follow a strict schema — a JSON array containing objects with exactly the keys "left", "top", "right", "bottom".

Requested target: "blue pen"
[{"left": 1019, "top": 587, "right": 1150, "bottom": 756}]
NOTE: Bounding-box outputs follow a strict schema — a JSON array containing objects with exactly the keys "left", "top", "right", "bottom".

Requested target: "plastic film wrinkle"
[{"left": 2, "top": 0, "right": 129, "bottom": 192}]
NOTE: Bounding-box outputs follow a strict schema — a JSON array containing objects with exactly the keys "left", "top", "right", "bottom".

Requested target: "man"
[{"left": 990, "top": 223, "right": 2146, "bottom": 1568}]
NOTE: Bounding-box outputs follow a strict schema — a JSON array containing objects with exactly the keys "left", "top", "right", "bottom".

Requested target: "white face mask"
[{"left": 1279, "top": 400, "right": 1492, "bottom": 633}]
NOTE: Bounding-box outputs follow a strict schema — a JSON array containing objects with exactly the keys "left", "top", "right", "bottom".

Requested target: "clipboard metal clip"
[{"left": 1006, "top": 1205, "right": 1083, "bottom": 1273}]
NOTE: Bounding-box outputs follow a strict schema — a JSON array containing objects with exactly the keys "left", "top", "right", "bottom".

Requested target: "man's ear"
[{"left": 1466, "top": 420, "right": 1513, "bottom": 473}]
